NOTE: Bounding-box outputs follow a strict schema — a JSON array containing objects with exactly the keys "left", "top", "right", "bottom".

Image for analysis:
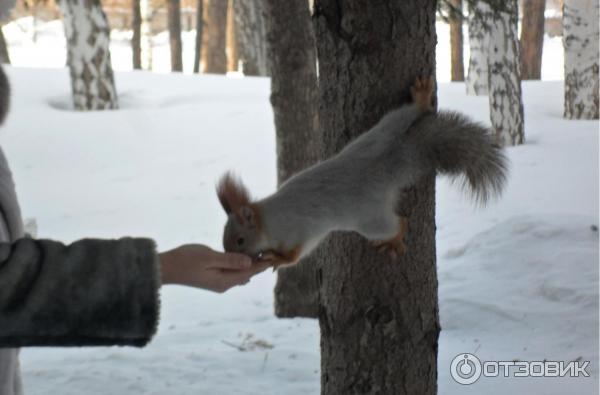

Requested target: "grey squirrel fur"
[{"left": 217, "top": 78, "right": 508, "bottom": 265}]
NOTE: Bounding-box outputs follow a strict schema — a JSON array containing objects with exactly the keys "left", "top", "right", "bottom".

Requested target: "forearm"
[{"left": 0, "top": 237, "right": 160, "bottom": 347}]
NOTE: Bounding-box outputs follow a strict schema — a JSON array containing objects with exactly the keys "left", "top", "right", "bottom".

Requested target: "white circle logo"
[{"left": 450, "top": 353, "right": 482, "bottom": 385}]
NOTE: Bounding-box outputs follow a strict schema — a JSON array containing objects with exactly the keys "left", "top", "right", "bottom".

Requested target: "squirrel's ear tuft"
[{"left": 216, "top": 171, "right": 251, "bottom": 216}]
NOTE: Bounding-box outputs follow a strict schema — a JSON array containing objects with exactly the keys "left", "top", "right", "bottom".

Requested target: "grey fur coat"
[{"left": 0, "top": 148, "right": 161, "bottom": 394}]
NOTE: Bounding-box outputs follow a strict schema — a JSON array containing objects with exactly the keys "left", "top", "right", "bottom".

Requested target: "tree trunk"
[
  {"left": 263, "top": 0, "right": 320, "bottom": 318},
  {"left": 563, "top": 0, "right": 599, "bottom": 119},
  {"left": 167, "top": 0, "right": 183, "bottom": 72},
  {"left": 488, "top": 0, "right": 525, "bottom": 146},
  {"left": 193, "top": 0, "right": 203, "bottom": 73},
  {"left": 140, "top": 0, "right": 153, "bottom": 70},
  {"left": 520, "top": 0, "right": 546, "bottom": 80},
  {"left": 59, "top": 0, "right": 118, "bottom": 111},
  {"left": 226, "top": 0, "right": 238, "bottom": 71},
  {"left": 0, "top": 27, "right": 10, "bottom": 65},
  {"left": 449, "top": 0, "right": 464, "bottom": 81},
  {"left": 132, "top": 0, "right": 142, "bottom": 69},
  {"left": 313, "top": 1, "right": 439, "bottom": 394},
  {"left": 203, "top": 0, "right": 228, "bottom": 74},
  {"left": 233, "top": 0, "right": 269, "bottom": 76},
  {"left": 466, "top": 1, "right": 492, "bottom": 95}
]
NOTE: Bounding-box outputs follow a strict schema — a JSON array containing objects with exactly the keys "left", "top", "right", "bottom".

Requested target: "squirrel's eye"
[{"left": 236, "top": 237, "right": 245, "bottom": 246}]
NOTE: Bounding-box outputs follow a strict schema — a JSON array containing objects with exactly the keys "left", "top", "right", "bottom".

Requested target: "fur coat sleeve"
[{"left": 0, "top": 237, "right": 160, "bottom": 348}]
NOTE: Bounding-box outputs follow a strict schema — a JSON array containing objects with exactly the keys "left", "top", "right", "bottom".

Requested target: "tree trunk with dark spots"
[
  {"left": 313, "top": 1, "right": 440, "bottom": 394},
  {"left": 59, "top": 0, "right": 118, "bottom": 110},
  {"left": 520, "top": 0, "right": 546, "bottom": 80},
  {"left": 140, "top": 0, "right": 153, "bottom": 70},
  {"left": 466, "top": 0, "right": 492, "bottom": 95},
  {"left": 263, "top": 0, "right": 321, "bottom": 318},
  {"left": 563, "top": 0, "right": 599, "bottom": 119},
  {"left": 487, "top": 0, "right": 525, "bottom": 145}
]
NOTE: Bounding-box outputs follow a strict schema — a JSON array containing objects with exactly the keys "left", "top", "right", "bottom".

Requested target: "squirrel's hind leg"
[{"left": 370, "top": 216, "right": 409, "bottom": 261}]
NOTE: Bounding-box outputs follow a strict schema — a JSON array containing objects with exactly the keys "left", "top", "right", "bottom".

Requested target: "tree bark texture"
[
  {"left": 203, "top": 0, "right": 228, "bottom": 74},
  {"left": 233, "top": 0, "right": 269, "bottom": 76},
  {"left": 488, "top": 0, "right": 525, "bottom": 146},
  {"left": 0, "top": 27, "right": 9, "bottom": 65},
  {"left": 466, "top": 1, "right": 492, "bottom": 95},
  {"left": 313, "top": 1, "right": 439, "bottom": 394},
  {"left": 59, "top": 0, "right": 118, "bottom": 111},
  {"left": 131, "top": 0, "right": 141, "bottom": 69},
  {"left": 263, "top": 0, "right": 321, "bottom": 319},
  {"left": 563, "top": 0, "right": 599, "bottom": 119},
  {"left": 450, "top": 0, "right": 465, "bottom": 81},
  {"left": 520, "top": 0, "right": 546, "bottom": 80},
  {"left": 193, "top": 0, "right": 203, "bottom": 73},
  {"left": 167, "top": 0, "right": 183, "bottom": 72}
]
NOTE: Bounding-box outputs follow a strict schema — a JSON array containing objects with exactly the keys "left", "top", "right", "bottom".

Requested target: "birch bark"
[
  {"left": 563, "top": 0, "right": 599, "bottom": 119},
  {"left": 59, "top": 0, "right": 118, "bottom": 110},
  {"left": 487, "top": 0, "right": 525, "bottom": 146}
]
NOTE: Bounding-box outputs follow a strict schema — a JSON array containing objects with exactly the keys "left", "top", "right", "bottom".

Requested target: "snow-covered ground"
[{"left": 0, "top": 17, "right": 598, "bottom": 395}]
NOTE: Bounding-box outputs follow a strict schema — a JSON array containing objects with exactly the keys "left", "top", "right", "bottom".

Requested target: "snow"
[{"left": 0, "top": 17, "right": 598, "bottom": 395}]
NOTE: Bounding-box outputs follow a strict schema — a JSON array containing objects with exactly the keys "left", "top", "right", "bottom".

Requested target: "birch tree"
[
  {"left": 140, "top": 0, "right": 152, "bottom": 70},
  {"left": 314, "top": 1, "right": 439, "bottom": 393},
  {"left": 233, "top": 0, "right": 268, "bottom": 76},
  {"left": 487, "top": 0, "right": 524, "bottom": 145},
  {"left": 466, "top": 1, "right": 492, "bottom": 95},
  {"left": 563, "top": 0, "right": 599, "bottom": 119},
  {"left": 58, "top": 0, "right": 118, "bottom": 110}
]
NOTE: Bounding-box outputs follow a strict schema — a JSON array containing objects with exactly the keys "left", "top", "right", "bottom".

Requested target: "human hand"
[{"left": 159, "top": 244, "right": 271, "bottom": 293}]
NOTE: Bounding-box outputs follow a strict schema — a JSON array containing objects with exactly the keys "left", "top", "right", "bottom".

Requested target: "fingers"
[
  {"left": 249, "top": 260, "right": 273, "bottom": 275},
  {"left": 216, "top": 260, "right": 272, "bottom": 290},
  {"left": 208, "top": 251, "right": 252, "bottom": 270}
]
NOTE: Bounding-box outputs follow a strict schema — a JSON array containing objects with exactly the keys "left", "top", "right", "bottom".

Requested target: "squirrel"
[{"left": 216, "top": 77, "right": 508, "bottom": 268}]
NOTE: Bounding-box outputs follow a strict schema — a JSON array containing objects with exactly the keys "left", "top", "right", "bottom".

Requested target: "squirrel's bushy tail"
[{"left": 412, "top": 111, "right": 508, "bottom": 204}]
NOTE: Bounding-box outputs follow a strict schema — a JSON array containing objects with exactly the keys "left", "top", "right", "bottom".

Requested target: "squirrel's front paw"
[{"left": 257, "top": 248, "right": 302, "bottom": 271}]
